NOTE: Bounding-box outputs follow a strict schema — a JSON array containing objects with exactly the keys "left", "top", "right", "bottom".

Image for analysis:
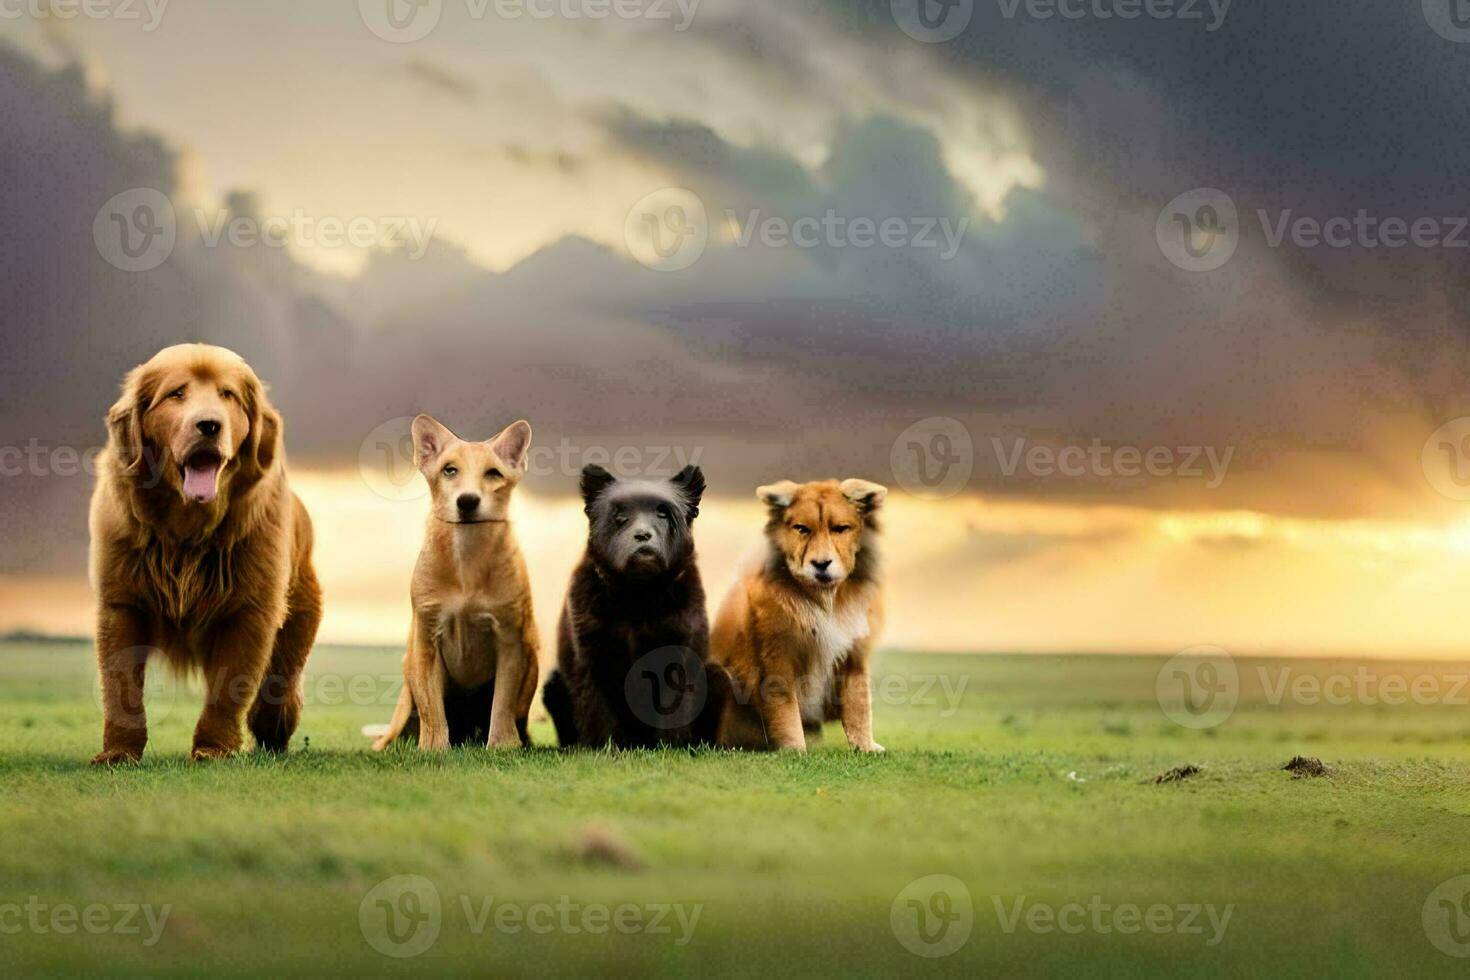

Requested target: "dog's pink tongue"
[{"left": 183, "top": 461, "right": 220, "bottom": 503}]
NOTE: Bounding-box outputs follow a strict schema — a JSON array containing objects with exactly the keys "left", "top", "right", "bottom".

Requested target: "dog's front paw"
[
  {"left": 856, "top": 741, "right": 886, "bottom": 754},
  {"left": 190, "top": 743, "right": 237, "bottom": 762},
  {"left": 91, "top": 747, "right": 143, "bottom": 766}
]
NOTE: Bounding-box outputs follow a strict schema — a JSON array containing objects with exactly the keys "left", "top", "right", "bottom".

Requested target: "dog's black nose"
[
  {"left": 195, "top": 419, "right": 221, "bottom": 438},
  {"left": 456, "top": 493, "right": 481, "bottom": 514},
  {"left": 811, "top": 559, "right": 832, "bottom": 572},
  {"left": 633, "top": 529, "right": 653, "bottom": 542}
]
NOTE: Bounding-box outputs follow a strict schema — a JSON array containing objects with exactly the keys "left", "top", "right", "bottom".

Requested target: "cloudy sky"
[{"left": 3, "top": 0, "right": 1470, "bottom": 655}]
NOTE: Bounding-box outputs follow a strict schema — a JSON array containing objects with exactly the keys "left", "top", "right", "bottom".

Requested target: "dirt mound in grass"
[
  {"left": 1283, "top": 756, "right": 1330, "bottom": 778},
  {"left": 1153, "top": 765, "right": 1202, "bottom": 784},
  {"left": 576, "top": 823, "right": 645, "bottom": 871}
]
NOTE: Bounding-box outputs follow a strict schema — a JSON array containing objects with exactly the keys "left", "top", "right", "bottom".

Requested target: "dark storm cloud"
[
  {"left": 599, "top": 108, "right": 820, "bottom": 215},
  {"left": 594, "top": 98, "right": 1465, "bottom": 474},
  {"left": 826, "top": 0, "right": 1470, "bottom": 297},
  {"left": 786, "top": 0, "right": 1470, "bottom": 492}
]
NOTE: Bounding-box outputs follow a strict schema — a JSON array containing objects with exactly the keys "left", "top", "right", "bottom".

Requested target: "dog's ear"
[
  {"left": 671, "top": 465, "right": 705, "bottom": 520},
  {"left": 580, "top": 464, "right": 617, "bottom": 514},
  {"left": 489, "top": 420, "right": 532, "bottom": 473},
  {"left": 105, "top": 393, "right": 142, "bottom": 474},
  {"left": 840, "top": 479, "right": 888, "bottom": 515},
  {"left": 757, "top": 481, "right": 801, "bottom": 511},
  {"left": 238, "top": 374, "right": 281, "bottom": 481},
  {"left": 106, "top": 363, "right": 155, "bottom": 475},
  {"left": 411, "top": 414, "right": 458, "bottom": 473}
]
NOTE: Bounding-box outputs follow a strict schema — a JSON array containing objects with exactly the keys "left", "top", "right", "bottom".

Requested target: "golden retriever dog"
[
  {"left": 89, "top": 344, "right": 321, "bottom": 764},
  {"left": 371, "top": 415, "right": 538, "bottom": 751},
  {"left": 709, "top": 479, "right": 888, "bottom": 753}
]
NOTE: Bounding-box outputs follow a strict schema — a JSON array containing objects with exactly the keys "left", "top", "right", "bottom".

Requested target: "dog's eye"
[
  {"left": 792, "top": 524, "right": 811, "bottom": 536},
  {"left": 169, "top": 386, "right": 187, "bottom": 400},
  {"left": 486, "top": 468, "right": 502, "bottom": 480},
  {"left": 614, "top": 512, "right": 629, "bottom": 525},
  {"left": 220, "top": 388, "right": 235, "bottom": 400},
  {"left": 831, "top": 524, "right": 852, "bottom": 534},
  {"left": 442, "top": 465, "right": 458, "bottom": 477},
  {"left": 656, "top": 506, "right": 671, "bottom": 520}
]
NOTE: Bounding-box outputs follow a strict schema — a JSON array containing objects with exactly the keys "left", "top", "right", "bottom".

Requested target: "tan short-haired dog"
[
  {"left": 372, "top": 414, "right": 538, "bottom": 750},
  {"left": 709, "top": 479, "right": 888, "bottom": 753},
  {"left": 90, "top": 344, "right": 322, "bottom": 764}
]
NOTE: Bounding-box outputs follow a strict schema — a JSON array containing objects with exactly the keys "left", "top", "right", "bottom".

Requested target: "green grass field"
[{"left": 4, "top": 640, "right": 1470, "bottom": 977}]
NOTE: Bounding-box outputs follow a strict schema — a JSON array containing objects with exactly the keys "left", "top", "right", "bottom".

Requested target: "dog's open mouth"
[{"left": 181, "top": 448, "right": 223, "bottom": 503}]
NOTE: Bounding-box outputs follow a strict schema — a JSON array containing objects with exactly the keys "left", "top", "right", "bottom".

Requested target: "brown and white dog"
[
  {"left": 709, "top": 479, "right": 888, "bottom": 752},
  {"left": 89, "top": 344, "right": 321, "bottom": 764},
  {"left": 371, "top": 415, "right": 538, "bottom": 751}
]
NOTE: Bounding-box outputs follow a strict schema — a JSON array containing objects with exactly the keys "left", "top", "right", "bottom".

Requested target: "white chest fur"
[{"left": 797, "top": 600, "right": 871, "bottom": 721}]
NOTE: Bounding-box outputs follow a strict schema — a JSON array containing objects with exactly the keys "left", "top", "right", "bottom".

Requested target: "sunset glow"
[{"left": 7, "top": 469, "right": 1469, "bottom": 660}]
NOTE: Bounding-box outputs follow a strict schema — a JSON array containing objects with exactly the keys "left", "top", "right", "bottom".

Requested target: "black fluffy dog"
[{"left": 542, "top": 464, "right": 722, "bottom": 748}]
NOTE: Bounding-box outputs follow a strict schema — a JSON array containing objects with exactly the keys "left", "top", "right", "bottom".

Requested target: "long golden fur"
[
  {"left": 89, "top": 344, "right": 321, "bottom": 763},
  {"left": 709, "top": 478, "right": 888, "bottom": 752}
]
